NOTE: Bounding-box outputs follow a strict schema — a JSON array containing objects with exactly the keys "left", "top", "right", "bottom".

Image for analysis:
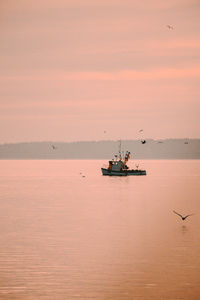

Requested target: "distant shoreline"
[{"left": 0, "top": 139, "right": 199, "bottom": 159}]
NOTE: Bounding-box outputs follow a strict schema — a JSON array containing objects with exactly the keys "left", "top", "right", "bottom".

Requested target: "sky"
[{"left": 0, "top": 0, "right": 200, "bottom": 143}]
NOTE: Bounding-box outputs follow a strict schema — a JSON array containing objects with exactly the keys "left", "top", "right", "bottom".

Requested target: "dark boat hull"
[{"left": 101, "top": 168, "right": 146, "bottom": 176}]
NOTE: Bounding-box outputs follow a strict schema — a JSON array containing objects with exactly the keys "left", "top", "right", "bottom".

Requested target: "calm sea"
[{"left": 0, "top": 160, "right": 199, "bottom": 300}]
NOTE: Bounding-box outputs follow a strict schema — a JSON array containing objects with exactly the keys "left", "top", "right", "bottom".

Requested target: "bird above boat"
[
  {"left": 173, "top": 210, "right": 194, "bottom": 220},
  {"left": 167, "top": 25, "right": 174, "bottom": 30}
]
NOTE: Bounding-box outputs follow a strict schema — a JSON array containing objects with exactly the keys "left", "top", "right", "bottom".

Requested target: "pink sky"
[{"left": 0, "top": 0, "right": 200, "bottom": 142}]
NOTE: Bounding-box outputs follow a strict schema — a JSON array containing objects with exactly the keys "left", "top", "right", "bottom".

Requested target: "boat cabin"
[{"left": 108, "top": 160, "right": 127, "bottom": 171}]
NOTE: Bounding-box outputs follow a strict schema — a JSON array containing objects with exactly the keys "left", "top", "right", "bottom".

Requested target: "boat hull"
[{"left": 101, "top": 168, "right": 146, "bottom": 176}]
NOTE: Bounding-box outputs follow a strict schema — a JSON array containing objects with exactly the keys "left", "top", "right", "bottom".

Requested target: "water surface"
[{"left": 0, "top": 160, "right": 200, "bottom": 299}]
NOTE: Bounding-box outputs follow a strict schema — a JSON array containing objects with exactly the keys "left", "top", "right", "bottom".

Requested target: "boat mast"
[{"left": 118, "top": 140, "right": 121, "bottom": 160}]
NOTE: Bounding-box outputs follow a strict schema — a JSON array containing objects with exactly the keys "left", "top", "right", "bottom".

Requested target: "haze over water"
[{"left": 0, "top": 160, "right": 200, "bottom": 299}]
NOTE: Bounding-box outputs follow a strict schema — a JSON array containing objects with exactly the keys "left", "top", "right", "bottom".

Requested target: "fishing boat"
[{"left": 101, "top": 141, "right": 146, "bottom": 176}]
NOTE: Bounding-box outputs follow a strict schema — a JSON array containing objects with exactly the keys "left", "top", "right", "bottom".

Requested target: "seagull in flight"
[
  {"left": 173, "top": 210, "right": 194, "bottom": 220},
  {"left": 167, "top": 25, "right": 174, "bottom": 30},
  {"left": 141, "top": 140, "right": 146, "bottom": 144}
]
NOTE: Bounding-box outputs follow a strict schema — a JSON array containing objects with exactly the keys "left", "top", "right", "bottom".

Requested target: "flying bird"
[
  {"left": 139, "top": 129, "right": 143, "bottom": 133},
  {"left": 167, "top": 25, "right": 174, "bottom": 30},
  {"left": 141, "top": 140, "right": 146, "bottom": 144},
  {"left": 51, "top": 145, "right": 57, "bottom": 150},
  {"left": 173, "top": 210, "right": 194, "bottom": 220}
]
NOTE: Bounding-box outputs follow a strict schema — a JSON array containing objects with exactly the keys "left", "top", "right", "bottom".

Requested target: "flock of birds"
[{"left": 50, "top": 122, "right": 193, "bottom": 220}]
